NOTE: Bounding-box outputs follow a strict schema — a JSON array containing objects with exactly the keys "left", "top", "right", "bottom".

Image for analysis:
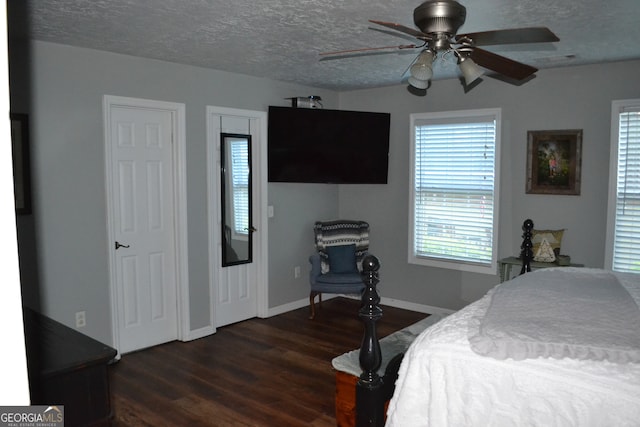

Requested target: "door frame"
[
  {"left": 206, "top": 106, "right": 269, "bottom": 330},
  {"left": 103, "top": 95, "right": 190, "bottom": 353}
]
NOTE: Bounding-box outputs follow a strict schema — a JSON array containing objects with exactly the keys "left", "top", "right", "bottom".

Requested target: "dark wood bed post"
[
  {"left": 356, "top": 254, "right": 385, "bottom": 427},
  {"left": 520, "top": 219, "right": 534, "bottom": 275}
]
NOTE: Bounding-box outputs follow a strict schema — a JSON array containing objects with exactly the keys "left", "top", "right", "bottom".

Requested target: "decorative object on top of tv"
[
  {"left": 321, "top": 0, "right": 559, "bottom": 90},
  {"left": 286, "top": 96, "right": 323, "bottom": 109},
  {"left": 526, "top": 129, "right": 582, "bottom": 195}
]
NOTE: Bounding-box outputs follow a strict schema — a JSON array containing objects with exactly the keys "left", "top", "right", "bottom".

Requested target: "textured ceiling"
[{"left": 9, "top": 0, "right": 640, "bottom": 91}]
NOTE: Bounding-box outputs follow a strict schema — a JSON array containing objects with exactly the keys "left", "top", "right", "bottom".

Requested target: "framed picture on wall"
[
  {"left": 10, "top": 113, "right": 32, "bottom": 214},
  {"left": 526, "top": 129, "right": 582, "bottom": 195}
]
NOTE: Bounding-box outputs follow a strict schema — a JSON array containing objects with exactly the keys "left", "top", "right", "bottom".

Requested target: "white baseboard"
[
  {"left": 266, "top": 294, "right": 339, "bottom": 317},
  {"left": 267, "top": 293, "right": 454, "bottom": 318},
  {"left": 178, "top": 295, "right": 453, "bottom": 344},
  {"left": 378, "top": 297, "right": 456, "bottom": 317},
  {"left": 182, "top": 324, "right": 216, "bottom": 341}
]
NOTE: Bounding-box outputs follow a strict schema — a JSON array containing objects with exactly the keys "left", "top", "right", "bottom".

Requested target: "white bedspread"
[
  {"left": 469, "top": 269, "right": 640, "bottom": 362},
  {"left": 386, "top": 268, "right": 640, "bottom": 427}
]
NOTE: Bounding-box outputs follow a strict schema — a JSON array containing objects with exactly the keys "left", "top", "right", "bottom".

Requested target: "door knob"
[
  {"left": 247, "top": 226, "right": 257, "bottom": 233},
  {"left": 115, "top": 241, "right": 130, "bottom": 250}
]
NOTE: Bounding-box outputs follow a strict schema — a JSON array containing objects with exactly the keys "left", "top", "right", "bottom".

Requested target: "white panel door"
[
  {"left": 110, "top": 105, "right": 178, "bottom": 353},
  {"left": 209, "top": 111, "right": 262, "bottom": 327}
]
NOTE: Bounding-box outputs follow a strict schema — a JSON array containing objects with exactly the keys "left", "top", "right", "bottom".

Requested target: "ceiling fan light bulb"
[
  {"left": 408, "top": 76, "right": 428, "bottom": 89},
  {"left": 416, "top": 49, "right": 435, "bottom": 66},
  {"left": 410, "top": 49, "right": 435, "bottom": 81},
  {"left": 410, "top": 62, "right": 433, "bottom": 81},
  {"left": 459, "top": 57, "right": 484, "bottom": 84}
]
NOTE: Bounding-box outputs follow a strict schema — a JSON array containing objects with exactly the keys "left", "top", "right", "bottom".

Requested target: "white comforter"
[{"left": 385, "top": 268, "right": 640, "bottom": 427}]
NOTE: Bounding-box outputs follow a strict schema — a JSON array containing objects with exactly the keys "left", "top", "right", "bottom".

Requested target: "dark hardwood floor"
[{"left": 109, "top": 297, "right": 428, "bottom": 426}]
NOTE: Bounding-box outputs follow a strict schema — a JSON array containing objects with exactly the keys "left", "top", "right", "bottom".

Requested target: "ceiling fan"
[{"left": 322, "top": 0, "right": 559, "bottom": 89}]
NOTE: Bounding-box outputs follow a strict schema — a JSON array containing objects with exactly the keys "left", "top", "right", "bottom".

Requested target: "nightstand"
[{"left": 498, "top": 256, "right": 584, "bottom": 282}]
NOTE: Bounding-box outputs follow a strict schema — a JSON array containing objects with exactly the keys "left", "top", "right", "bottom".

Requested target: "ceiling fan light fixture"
[
  {"left": 341, "top": 1, "right": 560, "bottom": 91},
  {"left": 410, "top": 50, "right": 435, "bottom": 81},
  {"left": 458, "top": 55, "right": 484, "bottom": 85},
  {"left": 408, "top": 76, "right": 429, "bottom": 89}
]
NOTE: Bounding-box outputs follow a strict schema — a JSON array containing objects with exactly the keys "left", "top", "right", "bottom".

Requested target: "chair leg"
[{"left": 309, "top": 291, "right": 321, "bottom": 319}]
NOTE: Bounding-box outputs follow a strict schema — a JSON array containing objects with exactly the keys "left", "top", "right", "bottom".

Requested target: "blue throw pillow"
[{"left": 327, "top": 244, "right": 358, "bottom": 274}]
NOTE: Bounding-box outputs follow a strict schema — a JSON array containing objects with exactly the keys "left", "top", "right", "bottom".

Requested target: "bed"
[{"left": 355, "top": 220, "right": 640, "bottom": 427}]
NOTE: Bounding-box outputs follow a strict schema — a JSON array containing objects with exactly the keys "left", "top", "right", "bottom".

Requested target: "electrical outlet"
[
  {"left": 75, "top": 311, "right": 86, "bottom": 328},
  {"left": 294, "top": 266, "right": 301, "bottom": 279}
]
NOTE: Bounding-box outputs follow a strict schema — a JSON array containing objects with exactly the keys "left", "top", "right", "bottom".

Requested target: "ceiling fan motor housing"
[{"left": 413, "top": 0, "right": 467, "bottom": 36}]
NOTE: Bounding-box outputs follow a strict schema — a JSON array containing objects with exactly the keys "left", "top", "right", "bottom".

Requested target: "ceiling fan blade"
[
  {"left": 369, "top": 20, "right": 431, "bottom": 39},
  {"left": 319, "top": 44, "right": 419, "bottom": 56},
  {"left": 470, "top": 47, "right": 538, "bottom": 80},
  {"left": 458, "top": 27, "right": 559, "bottom": 46}
]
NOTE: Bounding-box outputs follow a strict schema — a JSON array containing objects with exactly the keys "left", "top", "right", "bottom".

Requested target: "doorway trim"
[
  {"left": 206, "top": 106, "right": 269, "bottom": 329},
  {"left": 103, "top": 95, "right": 190, "bottom": 352}
]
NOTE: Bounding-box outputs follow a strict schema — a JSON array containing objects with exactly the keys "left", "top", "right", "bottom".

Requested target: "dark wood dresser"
[{"left": 23, "top": 308, "right": 118, "bottom": 426}]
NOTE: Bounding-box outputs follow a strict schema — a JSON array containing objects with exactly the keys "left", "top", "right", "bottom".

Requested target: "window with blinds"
[
  {"left": 230, "top": 139, "right": 250, "bottom": 235},
  {"left": 606, "top": 100, "right": 640, "bottom": 273},
  {"left": 409, "top": 109, "right": 501, "bottom": 274}
]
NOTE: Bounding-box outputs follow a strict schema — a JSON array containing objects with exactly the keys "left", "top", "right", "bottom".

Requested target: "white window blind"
[
  {"left": 230, "top": 139, "right": 250, "bottom": 235},
  {"left": 609, "top": 102, "right": 640, "bottom": 273},
  {"left": 410, "top": 109, "right": 500, "bottom": 273}
]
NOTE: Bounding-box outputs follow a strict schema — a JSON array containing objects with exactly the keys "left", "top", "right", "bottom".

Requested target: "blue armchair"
[{"left": 308, "top": 220, "right": 369, "bottom": 319}]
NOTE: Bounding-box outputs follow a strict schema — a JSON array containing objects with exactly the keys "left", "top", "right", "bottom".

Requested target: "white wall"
[
  {"left": 339, "top": 59, "right": 640, "bottom": 309},
  {"left": 267, "top": 183, "right": 339, "bottom": 307}
]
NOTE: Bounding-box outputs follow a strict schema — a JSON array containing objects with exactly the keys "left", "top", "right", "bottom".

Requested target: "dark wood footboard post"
[
  {"left": 520, "top": 219, "right": 534, "bottom": 275},
  {"left": 356, "top": 254, "right": 384, "bottom": 427}
]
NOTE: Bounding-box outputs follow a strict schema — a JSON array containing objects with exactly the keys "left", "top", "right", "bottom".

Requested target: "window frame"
[
  {"left": 408, "top": 108, "right": 502, "bottom": 274},
  {"left": 605, "top": 99, "right": 640, "bottom": 272}
]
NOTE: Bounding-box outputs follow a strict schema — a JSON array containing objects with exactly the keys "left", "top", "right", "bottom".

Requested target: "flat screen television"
[{"left": 267, "top": 106, "right": 390, "bottom": 184}]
